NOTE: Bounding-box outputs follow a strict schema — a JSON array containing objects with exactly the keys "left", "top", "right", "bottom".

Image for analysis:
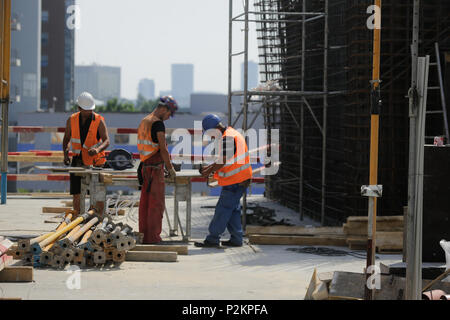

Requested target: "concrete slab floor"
[{"left": 0, "top": 194, "right": 402, "bottom": 300}]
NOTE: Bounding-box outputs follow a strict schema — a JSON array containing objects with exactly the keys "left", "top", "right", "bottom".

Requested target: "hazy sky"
[{"left": 75, "top": 0, "right": 260, "bottom": 100}]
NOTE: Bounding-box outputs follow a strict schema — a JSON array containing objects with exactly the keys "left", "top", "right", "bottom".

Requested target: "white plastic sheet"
[{"left": 440, "top": 240, "right": 450, "bottom": 282}]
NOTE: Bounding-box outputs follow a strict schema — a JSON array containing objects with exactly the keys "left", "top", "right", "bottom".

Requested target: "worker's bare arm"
[
  {"left": 157, "top": 131, "right": 174, "bottom": 171},
  {"left": 88, "top": 119, "right": 110, "bottom": 156},
  {"left": 63, "top": 118, "right": 71, "bottom": 165}
]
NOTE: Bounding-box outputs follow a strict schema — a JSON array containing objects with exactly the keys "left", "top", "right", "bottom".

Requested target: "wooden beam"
[
  {"left": 246, "top": 225, "right": 344, "bottom": 236},
  {"left": 6, "top": 155, "right": 63, "bottom": 162},
  {"left": 248, "top": 234, "right": 347, "bottom": 246},
  {"left": 346, "top": 232, "right": 403, "bottom": 250},
  {"left": 125, "top": 251, "right": 178, "bottom": 262},
  {"left": 0, "top": 266, "right": 33, "bottom": 282},
  {"left": 131, "top": 245, "right": 188, "bottom": 255},
  {"left": 346, "top": 215, "right": 403, "bottom": 223},
  {"left": 42, "top": 207, "right": 74, "bottom": 214}
]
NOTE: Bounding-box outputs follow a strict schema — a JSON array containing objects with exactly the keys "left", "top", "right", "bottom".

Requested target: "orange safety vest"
[
  {"left": 214, "top": 127, "right": 252, "bottom": 186},
  {"left": 137, "top": 114, "right": 160, "bottom": 162},
  {"left": 70, "top": 112, "right": 106, "bottom": 166}
]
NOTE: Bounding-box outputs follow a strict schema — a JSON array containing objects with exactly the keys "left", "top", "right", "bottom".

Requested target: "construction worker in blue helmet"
[{"left": 195, "top": 114, "right": 252, "bottom": 248}]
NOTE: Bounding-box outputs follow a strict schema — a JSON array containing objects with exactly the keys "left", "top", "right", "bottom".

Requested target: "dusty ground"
[{"left": 0, "top": 194, "right": 402, "bottom": 300}]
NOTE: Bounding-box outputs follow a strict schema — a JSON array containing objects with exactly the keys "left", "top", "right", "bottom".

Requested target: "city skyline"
[{"left": 75, "top": 0, "right": 260, "bottom": 100}]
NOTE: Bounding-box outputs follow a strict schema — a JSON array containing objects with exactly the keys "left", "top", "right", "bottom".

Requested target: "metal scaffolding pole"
[
  {"left": 227, "top": 0, "right": 233, "bottom": 125},
  {"left": 242, "top": 0, "right": 250, "bottom": 232},
  {"left": 299, "top": 0, "right": 306, "bottom": 221},
  {"left": 406, "top": 0, "right": 421, "bottom": 301},
  {"left": 321, "top": 0, "right": 328, "bottom": 226},
  {"left": 0, "top": 0, "right": 11, "bottom": 205}
]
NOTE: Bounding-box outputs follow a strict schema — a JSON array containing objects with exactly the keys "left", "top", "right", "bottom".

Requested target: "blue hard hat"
[{"left": 202, "top": 114, "right": 222, "bottom": 132}]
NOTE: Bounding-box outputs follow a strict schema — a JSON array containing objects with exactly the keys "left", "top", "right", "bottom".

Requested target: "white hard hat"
[{"left": 76, "top": 92, "right": 96, "bottom": 110}]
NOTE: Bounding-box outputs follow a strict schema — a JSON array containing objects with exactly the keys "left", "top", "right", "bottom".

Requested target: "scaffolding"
[
  {"left": 229, "top": 0, "right": 450, "bottom": 226},
  {"left": 227, "top": 0, "right": 341, "bottom": 226}
]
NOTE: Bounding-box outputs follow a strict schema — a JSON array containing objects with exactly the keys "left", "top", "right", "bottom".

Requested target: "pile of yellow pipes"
[{"left": 11, "top": 209, "right": 141, "bottom": 269}]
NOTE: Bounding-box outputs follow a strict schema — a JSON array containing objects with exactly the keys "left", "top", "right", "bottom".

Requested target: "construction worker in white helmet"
[{"left": 62, "top": 92, "right": 110, "bottom": 217}]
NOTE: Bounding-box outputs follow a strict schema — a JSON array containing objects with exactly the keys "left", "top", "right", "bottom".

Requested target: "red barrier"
[{"left": 0, "top": 174, "right": 265, "bottom": 183}]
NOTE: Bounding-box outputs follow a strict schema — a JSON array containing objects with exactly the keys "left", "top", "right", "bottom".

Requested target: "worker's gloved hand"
[
  {"left": 166, "top": 167, "right": 177, "bottom": 180},
  {"left": 88, "top": 148, "right": 99, "bottom": 156}
]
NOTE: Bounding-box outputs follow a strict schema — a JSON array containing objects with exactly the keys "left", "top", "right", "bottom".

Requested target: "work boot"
[
  {"left": 221, "top": 240, "right": 243, "bottom": 247},
  {"left": 194, "top": 240, "right": 221, "bottom": 248}
]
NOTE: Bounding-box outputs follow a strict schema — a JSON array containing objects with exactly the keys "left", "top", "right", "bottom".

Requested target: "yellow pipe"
[
  {"left": 41, "top": 214, "right": 73, "bottom": 251},
  {"left": 69, "top": 217, "right": 99, "bottom": 243},
  {"left": 39, "top": 210, "right": 95, "bottom": 248},
  {"left": 78, "top": 230, "right": 93, "bottom": 246},
  {"left": 64, "top": 225, "right": 81, "bottom": 240}
]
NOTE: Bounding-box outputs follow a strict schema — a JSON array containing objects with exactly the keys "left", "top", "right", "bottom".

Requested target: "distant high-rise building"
[
  {"left": 241, "top": 61, "right": 259, "bottom": 90},
  {"left": 9, "top": 0, "right": 42, "bottom": 123},
  {"left": 171, "top": 64, "right": 194, "bottom": 108},
  {"left": 40, "top": 0, "right": 75, "bottom": 112},
  {"left": 75, "top": 65, "right": 121, "bottom": 103},
  {"left": 138, "top": 79, "right": 155, "bottom": 100}
]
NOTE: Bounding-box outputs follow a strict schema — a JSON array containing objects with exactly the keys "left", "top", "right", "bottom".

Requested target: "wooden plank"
[
  {"left": 248, "top": 235, "right": 347, "bottom": 246},
  {"left": 346, "top": 215, "right": 403, "bottom": 223},
  {"left": 246, "top": 225, "right": 344, "bottom": 236},
  {"left": 125, "top": 251, "right": 178, "bottom": 262},
  {"left": 0, "top": 266, "right": 33, "bottom": 282},
  {"left": 61, "top": 200, "right": 73, "bottom": 207},
  {"left": 346, "top": 232, "right": 403, "bottom": 250},
  {"left": 31, "top": 193, "right": 71, "bottom": 198},
  {"left": 343, "top": 221, "right": 403, "bottom": 236},
  {"left": 7, "top": 155, "right": 63, "bottom": 162},
  {"left": 42, "top": 207, "right": 73, "bottom": 214},
  {"left": 131, "top": 245, "right": 188, "bottom": 255}
]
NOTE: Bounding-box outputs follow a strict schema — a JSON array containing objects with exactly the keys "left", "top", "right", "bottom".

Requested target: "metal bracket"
[{"left": 361, "top": 185, "right": 383, "bottom": 197}]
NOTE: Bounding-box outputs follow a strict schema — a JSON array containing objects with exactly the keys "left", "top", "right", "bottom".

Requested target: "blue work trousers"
[{"left": 205, "top": 183, "right": 246, "bottom": 245}]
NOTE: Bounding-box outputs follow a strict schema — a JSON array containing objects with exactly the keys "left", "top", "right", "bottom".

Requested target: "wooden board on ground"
[
  {"left": 0, "top": 266, "right": 33, "bottom": 282},
  {"left": 42, "top": 207, "right": 73, "bottom": 214},
  {"left": 61, "top": 200, "right": 73, "bottom": 207},
  {"left": 31, "top": 193, "right": 71, "bottom": 199},
  {"left": 346, "top": 232, "right": 403, "bottom": 251},
  {"left": 346, "top": 215, "right": 403, "bottom": 223},
  {"left": 248, "top": 234, "right": 347, "bottom": 247},
  {"left": 246, "top": 225, "right": 343, "bottom": 236},
  {"left": 343, "top": 221, "right": 404, "bottom": 236},
  {"left": 131, "top": 244, "right": 188, "bottom": 255},
  {"left": 125, "top": 251, "right": 177, "bottom": 262}
]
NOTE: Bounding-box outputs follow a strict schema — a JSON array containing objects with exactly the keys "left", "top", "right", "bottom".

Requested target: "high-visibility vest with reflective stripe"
[
  {"left": 137, "top": 115, "right": 160, "bottom": 162},
  {"left": 70, "top": 112, "right": 106, "bottom": 166},
  {"left": 214, "top": 127, "right": 252, "bottom": 186}
]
